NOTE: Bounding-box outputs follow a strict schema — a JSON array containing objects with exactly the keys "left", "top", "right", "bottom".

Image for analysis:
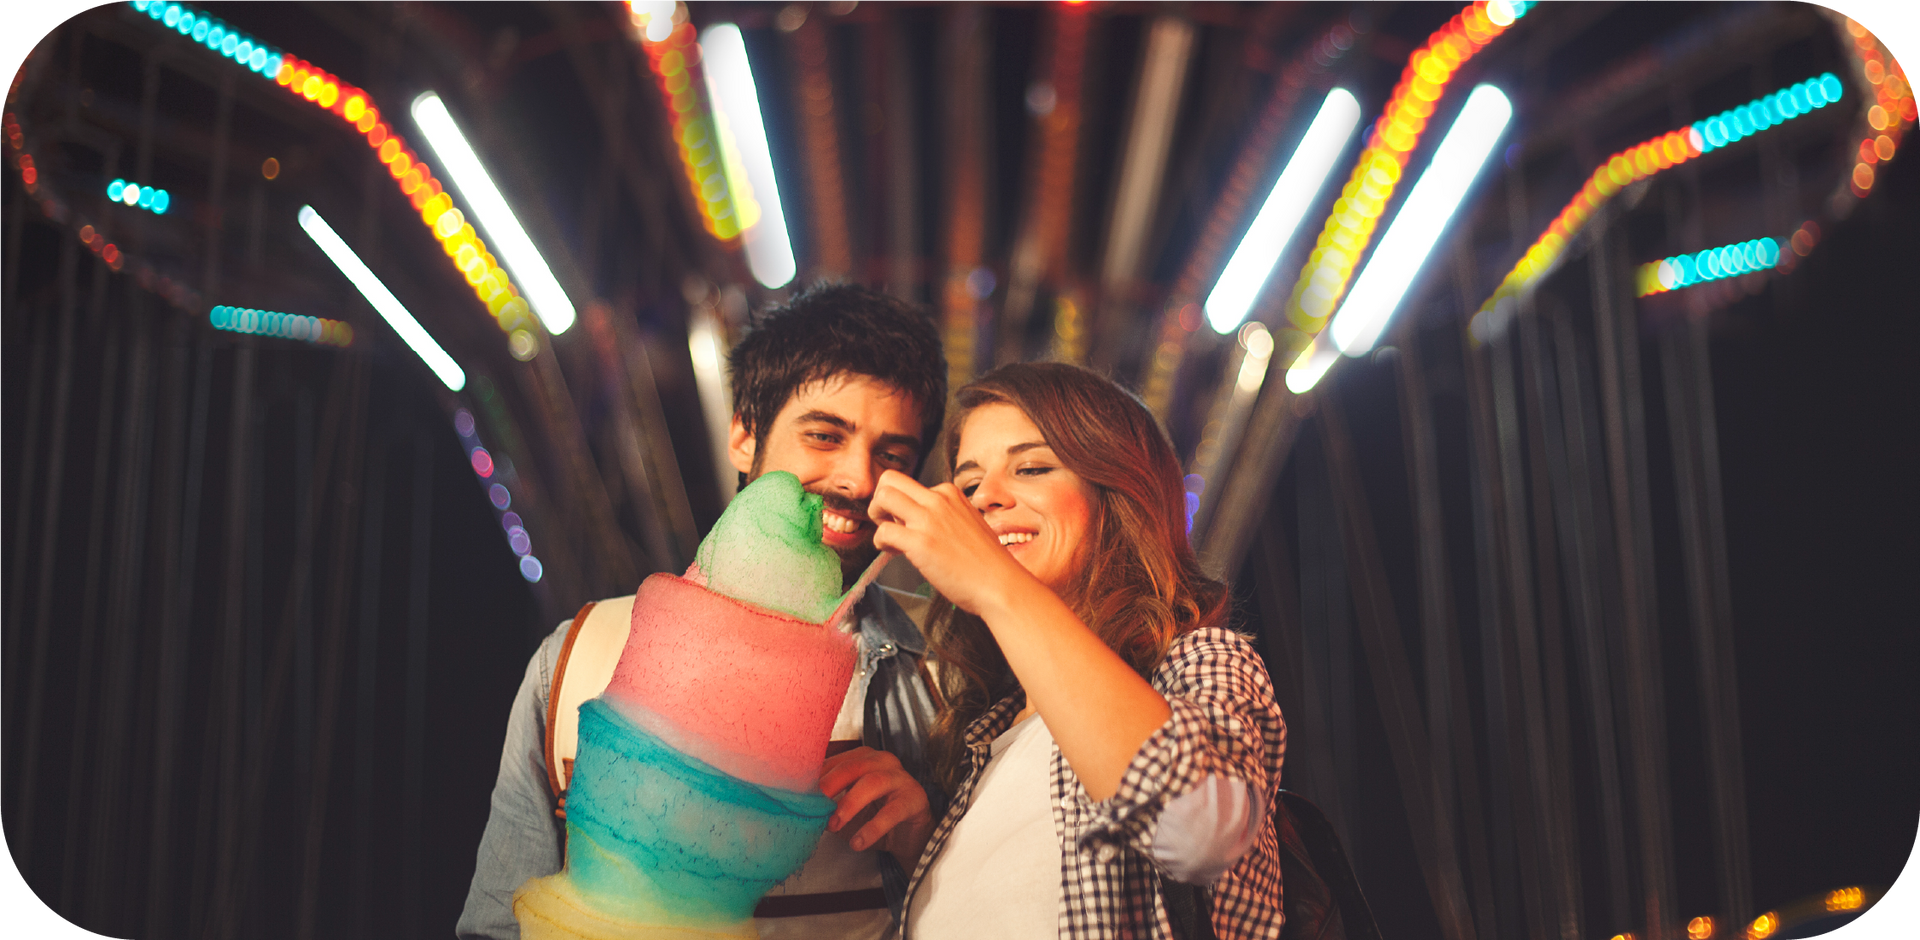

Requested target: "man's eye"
[
  {"left": 807, "top": 432, "right": 840, "bottom": 445},
  {"left": 879, "top": 451, "right": 912, "bottom": 467},
  {"left": 959, "top": 481, "right": 979, "bottom": 497}
]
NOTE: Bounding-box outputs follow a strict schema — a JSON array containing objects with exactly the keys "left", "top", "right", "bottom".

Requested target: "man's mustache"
[{"left": 817, "top": 492, "right": 868, "bottom": 518}]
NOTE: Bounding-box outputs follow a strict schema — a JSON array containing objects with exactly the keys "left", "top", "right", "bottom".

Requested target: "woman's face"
[{"left": 953, "top": 402, "right": 1098, "bottom": 594}]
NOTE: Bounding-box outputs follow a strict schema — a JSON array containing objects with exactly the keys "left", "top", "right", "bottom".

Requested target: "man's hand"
[{"left": 819, "top": 746, "right": 935, "bottom": 872}]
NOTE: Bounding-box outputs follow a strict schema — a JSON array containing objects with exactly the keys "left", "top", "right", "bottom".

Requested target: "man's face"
[{"left": 728, "top": 373, "right": 924, "bottom": 582}]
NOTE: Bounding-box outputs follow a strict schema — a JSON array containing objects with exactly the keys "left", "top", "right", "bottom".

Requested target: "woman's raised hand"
[{"left": 869, "top": 468, "right": 1031, "bottom": 616}]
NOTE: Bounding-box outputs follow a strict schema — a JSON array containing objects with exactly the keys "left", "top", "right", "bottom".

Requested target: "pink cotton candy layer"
[{"left": 600, "top": 573, "right": 857, "bottom": 793}]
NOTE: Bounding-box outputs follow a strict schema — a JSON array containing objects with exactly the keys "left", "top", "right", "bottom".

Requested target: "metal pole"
[
  {"left": 350, "top": 425, "right": 390, "bottom": 938},
  {"left": 1590, "top": 229, "right": 1678, "bottom": 940},
  {"left": 1322, "top": 396, "right": 1478, "bottom": 940},
  {"left": 401, "top": 433, "right": 435, "bottom": 939},
  {"left": 1545, "top": 296, "right": 1633, "bottom": 931}
]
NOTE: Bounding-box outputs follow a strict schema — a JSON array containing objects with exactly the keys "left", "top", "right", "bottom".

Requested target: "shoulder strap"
[
  {"left": 544, "top": 602, "right": 596, "bottom": 801},
  {"left": 543, "top": 595, "right": 637, "bottom": 799}
]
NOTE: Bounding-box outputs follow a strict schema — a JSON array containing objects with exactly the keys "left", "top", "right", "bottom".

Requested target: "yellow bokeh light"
[
  {"left": 1747, "top": 912, "right": 1778, "bottom": 939},
  {"left": 1688, "top": 916, "right": 1714, "bottom": 939},
  {"left": 1825, "top": 886, "right": 1864, "bottom": 911}
]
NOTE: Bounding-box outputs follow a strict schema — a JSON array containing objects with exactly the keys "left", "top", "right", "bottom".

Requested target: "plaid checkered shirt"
[{"left": 903, "top": 626, "right": 1287, "bottom": 939}]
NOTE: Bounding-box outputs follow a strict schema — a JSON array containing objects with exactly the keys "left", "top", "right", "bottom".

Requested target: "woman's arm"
[{"left": 868, "top": 469, "right": 1168, "bottom": 801}]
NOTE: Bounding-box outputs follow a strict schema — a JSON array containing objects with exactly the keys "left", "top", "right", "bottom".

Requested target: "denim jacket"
[{"left": 456, "top": 584, "right": 939, "bottom": 940}]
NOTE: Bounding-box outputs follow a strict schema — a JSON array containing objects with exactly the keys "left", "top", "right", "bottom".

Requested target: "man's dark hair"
[{"left": 728, "top": 282, "right": 947, "bottom": 464}]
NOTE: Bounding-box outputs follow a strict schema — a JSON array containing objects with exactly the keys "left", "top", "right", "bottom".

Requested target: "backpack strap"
[{"left": 543, "top": 595, "right": 637, "bottom": 804}]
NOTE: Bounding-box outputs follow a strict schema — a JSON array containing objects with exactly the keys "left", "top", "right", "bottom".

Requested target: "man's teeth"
[
  {"left": 998, "top": 532, "right": 1035, "bottom": 546},
  {"left": 823, "top": 512, "right": 862, "bottom": 534}
]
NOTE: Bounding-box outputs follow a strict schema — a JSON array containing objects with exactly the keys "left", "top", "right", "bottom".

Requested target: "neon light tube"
[
  {"left": 298, "top": 205, "right": 466, "bottom": 391},
  {"left": 1285, "top": 336, "right": 1341, "bottom": 394},
  {"left": 411, "top": 92, "right": 576, "bottom": 335},
  {"left": 700, "top": 24, "right": 797, "bottom": 289},
  {"left": 1205, "top": 89, "right": 1362, "bottom": 334},
  {"left": 1330, "top": 84, "right": 1511, "bottom": 356}
]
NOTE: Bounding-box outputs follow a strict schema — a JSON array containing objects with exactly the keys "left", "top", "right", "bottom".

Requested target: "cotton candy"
[{"left": 516, "top": 471, "right": 857, "bottom": 939}]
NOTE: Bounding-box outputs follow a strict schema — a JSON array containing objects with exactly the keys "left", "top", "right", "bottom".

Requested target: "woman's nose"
[{"left": 968, "top": 472, "right": 1011, "bottom": 511}]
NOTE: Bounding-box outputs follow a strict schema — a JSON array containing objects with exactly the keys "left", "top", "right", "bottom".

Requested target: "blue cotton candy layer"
[{"left": 563, "top": 699, "right": 835, "bottom": 925}]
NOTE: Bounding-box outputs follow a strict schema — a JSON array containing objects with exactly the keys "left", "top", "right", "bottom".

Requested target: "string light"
[
  {"left": 453, "top": 407, "right": 542, "bottom": 583},
  {"left": 1635, "top": 238, "right": 1781, "bottom": 296},
  {"left": 1825, "top": 887, "right": 1865, "bottom": 912},
  {"left": 1841, "top": 19, "right": 1912, "bottom": 199},
  {"left": 1745, "top": 912, "right": 1778, "bottom": 940},
  {"left": 1687, "top": 916, "right": 1715, "bottom": 939},
  {"left": 209, "top": 305, "right": 354, "bottom": 346},
  {"left": 106, "top": 178, "right": 170, "bottom": 214},
  {"left": 1478, "top": 73, "right": 1841, "bottom": 320},
  {"left": 630, "top": 2, "right": 746, "bottom": 241},
  {"left": 1275, "top": 0, "right": 1535, "bottom": 363},
  {"left": 134, "top": 2, "right": 538, "bottom": 346}
]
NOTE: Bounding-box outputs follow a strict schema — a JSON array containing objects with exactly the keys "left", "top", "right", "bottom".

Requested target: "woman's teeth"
[
  {"left": 823, "top": 512, "right": 861, "bottom": 534},
  {"left": 997, "top": 532, "right": 1035, "bottom": 546}
]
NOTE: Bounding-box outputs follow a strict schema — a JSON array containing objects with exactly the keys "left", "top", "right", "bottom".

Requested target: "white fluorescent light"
[
  {"left": 1284, "top": 334, "right": 1340, "bottom": 394},
  {"left": 1206, "top": 88, "right": 1362, "bottom": 334},
  {"left": 410, "top": 92, "right": 577, "bottom": 335},
  {"left": 298, "top": 205, "right": 466, "bottom": 391},
  {"left": 1328, "top": 84, "right": 1512, "bottom": 356},
  {"left": 701, "top": 24, "right": 797, "bottom": 289}
]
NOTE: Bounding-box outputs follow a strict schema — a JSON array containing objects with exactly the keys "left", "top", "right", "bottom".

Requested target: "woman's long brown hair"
[{"left": 926, "top": 362, "right": 1229, "bottom": 792}]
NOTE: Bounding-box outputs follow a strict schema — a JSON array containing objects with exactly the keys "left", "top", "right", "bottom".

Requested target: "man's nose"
[{"left": 826, "top": 444, "right": 880, "bottom": 500}]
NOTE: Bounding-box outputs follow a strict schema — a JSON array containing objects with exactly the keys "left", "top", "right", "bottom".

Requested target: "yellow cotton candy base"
[{"left": 514, "top": 874, "right": 755, "bottom": 940}]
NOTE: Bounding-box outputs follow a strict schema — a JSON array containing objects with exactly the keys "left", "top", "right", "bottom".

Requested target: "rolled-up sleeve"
[
  {"left": 457, "top": 622, "right": 571, "bottom": 940},
  {"left": 1070, "top": 630, "right": 1286, "bottom": 880}
]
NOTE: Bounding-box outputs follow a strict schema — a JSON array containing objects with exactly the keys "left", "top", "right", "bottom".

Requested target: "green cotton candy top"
[{"left": 694, "top": 471, "right": 842, "bottom": 623}]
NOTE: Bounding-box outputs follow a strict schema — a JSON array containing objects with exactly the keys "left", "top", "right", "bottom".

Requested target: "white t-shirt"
[{"left": 909, "top": 713, "right": 1063, "bottom": 940}]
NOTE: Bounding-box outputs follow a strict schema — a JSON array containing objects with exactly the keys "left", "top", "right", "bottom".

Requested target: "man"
[{"left": 457, "top": 284, "right": 949, "bottom": 940}]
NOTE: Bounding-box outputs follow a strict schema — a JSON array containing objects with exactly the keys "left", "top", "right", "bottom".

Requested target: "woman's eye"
[
  {"left": 1016, "top": 465, "right": 1054, "bottom": 477},
  {"left": 959, "top": 482, "right": 979, "bottom": 497}
]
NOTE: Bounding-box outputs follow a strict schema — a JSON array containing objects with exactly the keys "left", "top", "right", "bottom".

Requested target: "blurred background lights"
[
  {"left": 411, "top": 92, "right": 577, "bottom": 335},
  {"left": 1825, "top": 886, "right": 1864, "bottom": 911},
  {"left": 700, "top": 24, "right": 797, "bottom": 289},
  {"left": 519, "top": 556, "right": 543, "bottom": 583},
  {"left": 1687, "top": 916, "right": 1715, "bottom": 939},
  {"left": 1481, "top": 73, "right": 1840, "bottom": 320},
  {"left": 489, "top": 484, "right": 511, "bottom": 510},
  {"left": 209, "top": 305, "right": 353, "bottom": 347},
  {"left": 469, "top": 447, "right": 494, "bottom": 478},
  {"left": 1636, "top": 238, "right": 1781, "bottom": 297},
  {"left": 133, "top": 2, "right": 280, "bottom": 76},
  {"left": 1328, "top": 83, "right": 1512, "bottom": 357},
  {"left": 142, "top": 3, "right": 538, "bottom": 344},
  {"left": 1204, "top": 88, "right": 1361, "bottom": 335},
  {"left": 298, "top": 204, "right": 466, "bottom": 391},
  {"left": 108, "top": 178, "right": 170, "bottom": 214},
  {"left": 1693, "top": 74, "right": 1841, "bottom": 154},
  {"left": 1745, "top": 912, "right": 1778, "bottom": 939},
  {"left": 1277, "top": 0, "right": 1535, "bottom": 352}
]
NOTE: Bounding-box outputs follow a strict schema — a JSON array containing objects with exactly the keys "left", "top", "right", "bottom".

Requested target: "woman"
[{"left": 829, "top": 362, "right": 1285, "bottom": 939}]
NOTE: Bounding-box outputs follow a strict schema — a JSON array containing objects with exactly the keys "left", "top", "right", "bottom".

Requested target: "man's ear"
[{"left": 727, "top": 415, "right": 756, "bottom": 475}]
